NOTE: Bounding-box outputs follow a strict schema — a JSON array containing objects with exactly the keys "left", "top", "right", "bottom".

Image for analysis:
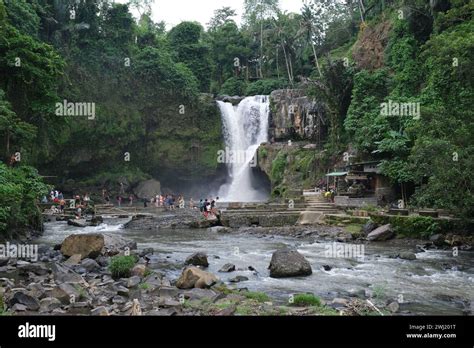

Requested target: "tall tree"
[
  {"left": 208, "top": 21, "right": 250, "bottom": 89},
  {"left": 243, "top": 0, "right": 280, "bottom": 78},
  {"left": 271, "top": 14, "right": 295, "bottom": 85},
  {"left": 207, "top": 6, "right": 237, "bottom": 32},
  {"left": 298, "top": 2, "right": 324, "bottom": 77},
  {"left": 168, "top": 21, "right": 212, "bottom": 92}
]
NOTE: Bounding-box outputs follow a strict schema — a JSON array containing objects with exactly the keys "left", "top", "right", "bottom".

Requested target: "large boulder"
[
  {"left": 367, "top": 224, "right": 394, "bottom": 241},
  {"left": 61, "top": 234, "right": 105, "bottom": 259},
  {"left": 268, "top": 248, "right": 312, "bottom": 278},
  {"left": 175, "top": 266, "right": 218, "bottom": 289},
  {"left": 185, "top": 252, "right": 209, "bottom": 267},
  {"left": 134, "top": 179, "right": 161, "bottom": 199},
  {"left": 60, "top": 233, "right": 137, "bottom": 259}
]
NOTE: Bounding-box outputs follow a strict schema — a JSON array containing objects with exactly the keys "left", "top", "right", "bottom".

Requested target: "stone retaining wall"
[{"left": 334, "top": 196, "right": 378, "bottom": 208}]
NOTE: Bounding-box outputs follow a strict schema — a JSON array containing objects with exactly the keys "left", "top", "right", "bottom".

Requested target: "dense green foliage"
[
  {"left": 0, "top": 162, "right": 49, "bottom": 237},
  {"left": 369, "top": 215, "right": 473, "bottom": 238},
  {"left": 0, "top": 0, "right": 472, "bottom": 239},
  {"left": 245, "top": 78, "right": 288, "bottom": 96},
  {"left": 342, "top": 1, "right": 473, "bottom": 217}
]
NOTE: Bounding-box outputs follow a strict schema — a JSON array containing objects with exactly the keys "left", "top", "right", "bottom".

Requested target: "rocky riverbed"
[
  {"left": 1, "top": 211, "right": 472, "bottom": 316},
  {"left": 0, "top": 233, "right": 372, "bottom": 316}
]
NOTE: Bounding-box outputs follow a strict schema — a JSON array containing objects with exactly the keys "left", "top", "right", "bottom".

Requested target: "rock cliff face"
[
  {"left": 269, "top": 89, "right": 328, "bottom": 142},
  {"left": 352, "top": 21, "right": 392, "bottom": 71},
  {"left": 256, "top": 89, "right": 331, "bottom": 198},
  {"left": 257, "top": 142, "right": 327, "bottom": 198}
]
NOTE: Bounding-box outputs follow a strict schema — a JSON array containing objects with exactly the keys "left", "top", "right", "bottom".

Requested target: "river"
[{"left": 38, "top": 217, "right": 474, "bottom": 315}]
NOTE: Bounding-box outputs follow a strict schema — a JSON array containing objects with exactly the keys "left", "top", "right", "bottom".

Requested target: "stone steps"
[
  {"left": 306, "top": 202, "right": 336, "bottom": 206},
  {"left": 301, "top": 193, "right": 342, "bottom": 215}
]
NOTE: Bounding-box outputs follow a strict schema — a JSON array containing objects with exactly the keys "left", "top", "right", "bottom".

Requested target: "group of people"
[
  {"left": 199, "top": 197, "right": 220, "bottom": 219},
  {"left": 102, "top": 188, "right": 134, "bottom": 207},
  {"left": 142, "top": 194, "right": 221, "bottom": 219},
  {"left": 147, "top": 194, "right": 187, "bottom": 210},
  {"left": 101, "top": 185, "right": 222, "bottom": 220},
  {"left": 42, "top": 190, "right": 91, "bottom": 217},
  {"left": 42, "top": 190, "right": 66, "bottom": 214}
]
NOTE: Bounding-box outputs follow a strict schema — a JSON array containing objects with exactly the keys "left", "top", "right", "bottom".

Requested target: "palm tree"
[
  {"left": 298, "top": 3, "right": 322, "bottom": 77},
  {"left": 272, "top": 15, "right": 294, "bottom": 86}
]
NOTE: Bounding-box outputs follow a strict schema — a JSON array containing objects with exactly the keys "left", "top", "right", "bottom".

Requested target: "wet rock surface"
[{"left": 3, "top": 210, "right": 471, "bottom": 317}]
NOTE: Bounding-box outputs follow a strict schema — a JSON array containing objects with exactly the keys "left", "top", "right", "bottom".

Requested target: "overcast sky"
[{"left": 117, "top": 0, "right": 306, "bottom": 29}]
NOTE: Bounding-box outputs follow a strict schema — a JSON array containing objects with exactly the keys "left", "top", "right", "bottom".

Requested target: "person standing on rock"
[
  {"left": 59, "top": 198, "right": 66, "bottom": 214},
  {"left": 199, "top": 199, "right": 204, "bottom": 212},
  {"left": 160, "top": 195, "right": 165, "bottom": 207},
  {"left": 178, "top": 195, "right": 185, "bottom": 209},
  {"left": 129, "top": 194, "right": 134, "bottom": 206},
  {"left": 83, "top": 193, "right": 90, "bottom": 207}
]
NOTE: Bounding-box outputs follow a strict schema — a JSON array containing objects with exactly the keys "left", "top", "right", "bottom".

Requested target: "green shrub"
[
  {"left": 370, "top": 215, "right": 441, "bottom": 238},
  {"left": 271, "top": 152, "right": 287, "bottom": 185},
  {"left": 0, "top": 163, "right": 50, "bottom": 237},
  {"left": 242, "top": 291, "right": 270, "bottom": 303},
  {"left": 245, "top": 78, "right": 288, "bottom": 96},
  {"left": 292, "top": 293, "right": 321, "bottom": 307},
  {"left": 108, "top": 255, "right": 137, "bottom": 279},
  {"left": 220, "top": 77, "right": 247, "bottom": 96}
]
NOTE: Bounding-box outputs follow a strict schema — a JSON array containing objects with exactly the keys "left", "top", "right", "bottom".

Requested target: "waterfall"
[{"left": 217, "top": 96, "right": 270, "bottom": 202}]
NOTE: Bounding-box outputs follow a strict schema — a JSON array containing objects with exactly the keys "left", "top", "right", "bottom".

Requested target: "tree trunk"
[
  {"left": 260, "top": 21, "right": 264, "bottom": 78},
  {"left": 288, "top": 52, "right": 294, "bottom": 84},
  {"left": 276, "top": 47, "right": 280, "bottom": 79},
  {"left": 358, "top": 0, "right": 366, "bottom": 23},
  {"left": 281, "top": 43, "right": 293, "bottom": 86},
  {"left": 311, "top": 41, "right": 322, "bottom": 77}
]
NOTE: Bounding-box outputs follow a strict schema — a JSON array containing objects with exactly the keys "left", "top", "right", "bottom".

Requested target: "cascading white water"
[{"left": 217, "top": 96, "right": 270, "bottom": 202}]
